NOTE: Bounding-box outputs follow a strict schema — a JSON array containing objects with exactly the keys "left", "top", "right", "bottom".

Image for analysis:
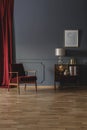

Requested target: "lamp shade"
[{"left": 55, "top": 48, "right": 65, "bottom": 56}]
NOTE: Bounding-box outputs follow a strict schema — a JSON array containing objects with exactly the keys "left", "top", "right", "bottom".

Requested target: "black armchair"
[{"left": 8, "top": 63, "right": 37, "bottom": 94}]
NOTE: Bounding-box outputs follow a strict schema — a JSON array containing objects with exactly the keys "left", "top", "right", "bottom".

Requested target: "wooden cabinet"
[
  {"left": 54, "top": 64, "right": 79, "bottom": 89},
  {"left": 54, "top": 64, "right": 87, "bottom": 89}
]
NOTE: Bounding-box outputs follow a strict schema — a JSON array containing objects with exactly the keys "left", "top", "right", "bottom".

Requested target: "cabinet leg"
[{"left": 54, "top": 82, "right": 56, "bottom": 90}]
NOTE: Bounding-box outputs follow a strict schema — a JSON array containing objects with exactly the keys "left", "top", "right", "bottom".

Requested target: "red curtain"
[{"left": 0, "top": 0, "right": 14, "bottom": 87}]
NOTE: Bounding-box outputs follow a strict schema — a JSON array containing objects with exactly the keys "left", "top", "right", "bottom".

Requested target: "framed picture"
[{"left": 64, "top": 30, "right": 78, "bottom": 47}]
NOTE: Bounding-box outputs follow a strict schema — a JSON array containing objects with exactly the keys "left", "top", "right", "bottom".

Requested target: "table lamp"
[{"left": 55, "top": 48, "right": 65, "bottom": 64}]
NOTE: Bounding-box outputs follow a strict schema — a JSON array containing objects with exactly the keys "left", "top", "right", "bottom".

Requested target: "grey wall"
[{"left": 14, "top": 0, "right": 87, "bottom": 85}]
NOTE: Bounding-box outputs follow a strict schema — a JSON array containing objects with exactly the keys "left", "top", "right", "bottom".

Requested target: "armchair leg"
[
  {"left": 24, "top": 84, "right": 26, "bottom": 92},
  {"left": 8, "top": 85, "right": 10, "bottom": 91},
  {"left": 17, "top": 85, "right": 20, "bottom": 94},
  {"left": 35, "top": 82, "right": 37, "bottom": 92}
]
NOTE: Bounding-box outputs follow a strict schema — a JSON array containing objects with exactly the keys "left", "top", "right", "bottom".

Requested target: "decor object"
[
  {"left": 64, "top": 30, "right": 78, "bottom": 47},
  {"left": 69, "top": 58, "right": 77, "bottom": 76},
  {"left": 69, "top": 65, "right": 77, "bottom": 76},
  {"left": 55, "top": 48, "right": 65, "bottom": 64},
  {"left": 69, "top": 58, "right": 76, "bottom": 65},
  {"left": 8, "top": 63, "right": 37, "bottom": 94}
]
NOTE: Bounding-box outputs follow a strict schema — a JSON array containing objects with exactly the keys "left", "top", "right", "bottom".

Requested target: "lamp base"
[{"left": 58, "top": 56, "right": 63, "bottom": 64}]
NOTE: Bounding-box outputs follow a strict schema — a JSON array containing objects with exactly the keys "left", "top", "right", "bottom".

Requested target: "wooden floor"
[{"left": 0, "top": 85, "right": 87, "bottom": 130}]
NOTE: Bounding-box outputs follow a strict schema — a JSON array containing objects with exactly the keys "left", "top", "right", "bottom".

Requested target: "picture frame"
[{"left": 64, "top": 30, "right": 78, "bottom": 47}]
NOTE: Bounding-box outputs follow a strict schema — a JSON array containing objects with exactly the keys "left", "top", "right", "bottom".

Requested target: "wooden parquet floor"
[{"left": 0, "top": 85, "right": 87, "bottom": 130}]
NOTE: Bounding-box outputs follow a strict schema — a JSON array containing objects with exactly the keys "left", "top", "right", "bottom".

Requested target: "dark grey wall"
[{"left": 14, "top": 0, "right": 87, "bottom": 85}]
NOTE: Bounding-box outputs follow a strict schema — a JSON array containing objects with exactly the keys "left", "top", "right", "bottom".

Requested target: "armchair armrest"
[
  {"left": 9, "top": 72, "right": 18, "bottom": 79},
  {"left": 25, "top": 70, "right": 36, "bottom": 76}
]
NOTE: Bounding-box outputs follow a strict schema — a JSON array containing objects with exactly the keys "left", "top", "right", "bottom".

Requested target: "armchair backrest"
[{"left": 11, "top": 63, "right": 25, "bottom": 77}]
